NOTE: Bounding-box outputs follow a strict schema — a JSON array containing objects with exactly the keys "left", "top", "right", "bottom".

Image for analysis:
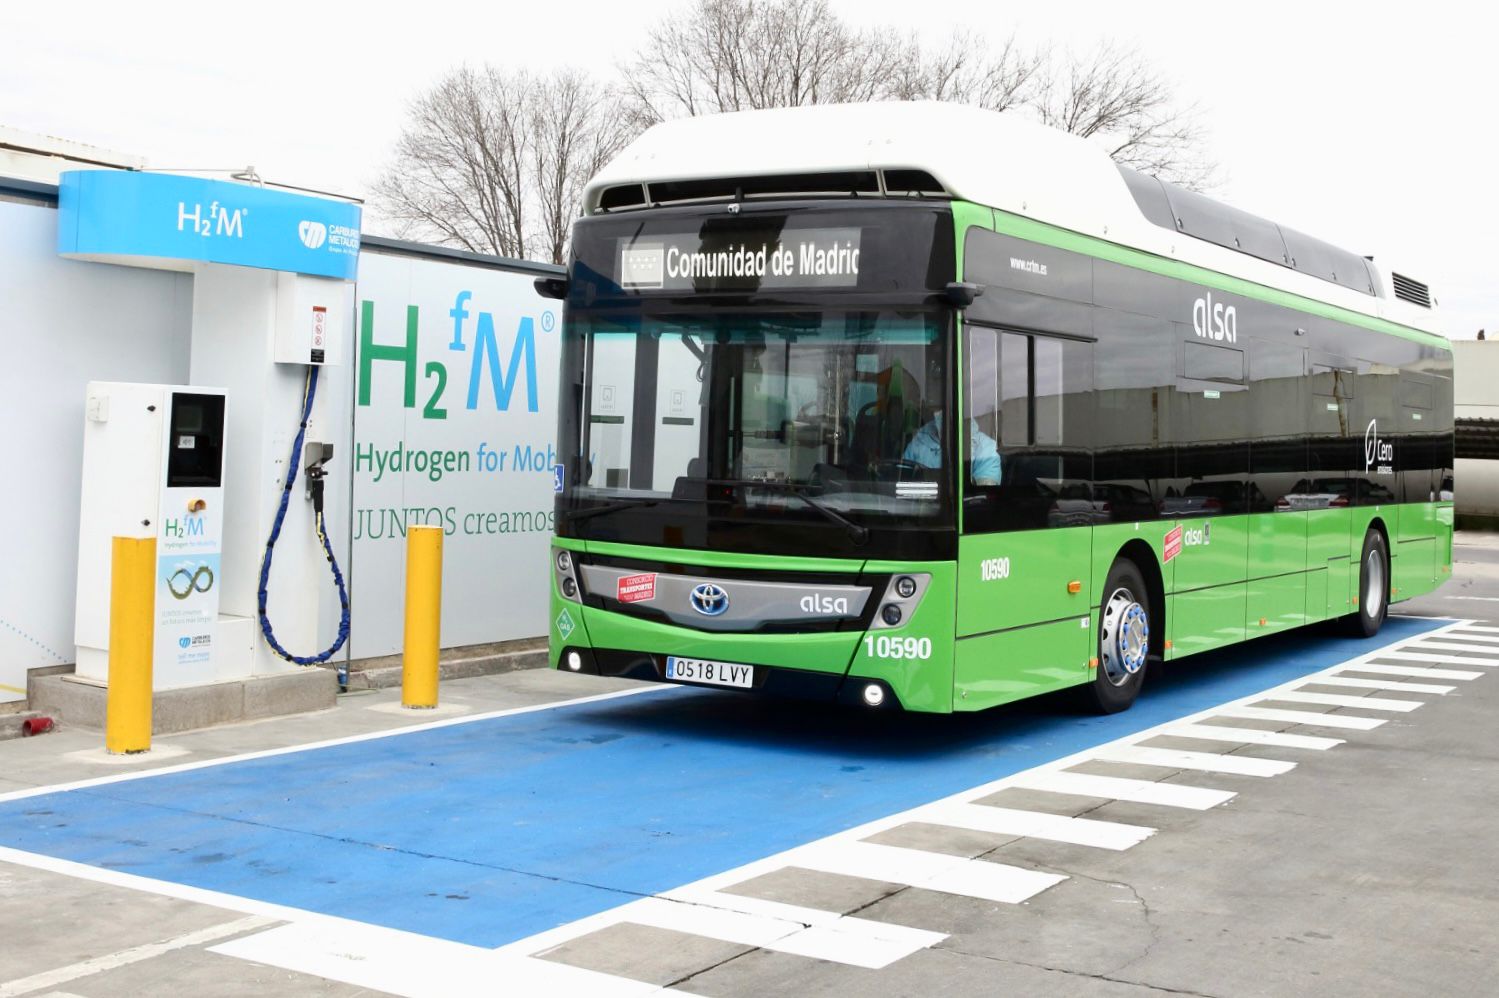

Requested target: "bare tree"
[
  {"left": 529, "top": 71, "right": 636, "bottom": 264},
  {"left": 372, "top": 67, "right": 634, "bottom": 263},
  {"left": 625, "top": 1, "right": 1214, "bottom": 189},
  {"left": 1030, "top": 43, "right": 1215, "bottom": 190}
]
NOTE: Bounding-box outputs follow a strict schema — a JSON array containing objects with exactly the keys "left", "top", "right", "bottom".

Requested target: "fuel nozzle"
[{"left": 303, "top": 442, "right": 334, "bottom": 513}]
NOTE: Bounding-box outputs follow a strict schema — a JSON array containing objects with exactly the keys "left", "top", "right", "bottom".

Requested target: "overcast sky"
[{"left": 2, "top": 0, "right": 1492, "bottom": 336}]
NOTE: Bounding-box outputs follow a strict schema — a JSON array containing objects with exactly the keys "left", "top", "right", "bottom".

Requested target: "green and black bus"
[{"left": 543, "top": 101, "right": 1453, "bottom": 714}]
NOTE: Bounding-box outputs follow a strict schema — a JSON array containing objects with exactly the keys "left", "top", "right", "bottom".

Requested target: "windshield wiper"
[
  {"left": 706, "top": 478, "right": 869, "bottom": 546},
  {"left": 563, "top": 498, "right": 663, "bottom": 523}
]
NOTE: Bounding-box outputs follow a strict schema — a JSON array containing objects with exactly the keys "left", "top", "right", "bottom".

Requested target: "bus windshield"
[{"left": 558, "top": 308, "right": 953, "bottom": 557}]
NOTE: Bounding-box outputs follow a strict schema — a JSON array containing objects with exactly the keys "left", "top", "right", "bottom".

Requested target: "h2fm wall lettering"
[{"left": 351, "top": 254, "right": 562, "bottom": 656}]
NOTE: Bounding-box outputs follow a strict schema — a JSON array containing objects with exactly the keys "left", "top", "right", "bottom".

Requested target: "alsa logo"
[
  {"left": 1365, "top": 418, "right": 1394, "bottom": 473},
  {"left": 299, "top": 221, "right": 328, "bottom": 250},
  {"left": 800, "top": 593, "right": 850, "bottom": 615},
  {"left": 1185, "top": 522, "right": 1211, "bottom": 546},
  {"left": 1192, "top": 291, "right": 1238, "bottom": 342}
]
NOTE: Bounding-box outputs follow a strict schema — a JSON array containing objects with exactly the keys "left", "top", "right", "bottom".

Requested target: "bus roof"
[{"left": 584, "top": 102, "right": 1443, "bottom": 339}]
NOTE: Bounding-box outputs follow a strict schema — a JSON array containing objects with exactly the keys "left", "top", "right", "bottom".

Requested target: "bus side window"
[{"left": 964, "top": 327, "right": 1091, "bottom": 533}]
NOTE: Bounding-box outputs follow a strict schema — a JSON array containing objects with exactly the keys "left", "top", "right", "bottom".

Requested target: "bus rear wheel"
[
  {"left": 1087, "top": 560, "right": 1151, "bottom": 714},
  {"left": 1344, "top": 529, "right": 1389, "bottom": 638}
]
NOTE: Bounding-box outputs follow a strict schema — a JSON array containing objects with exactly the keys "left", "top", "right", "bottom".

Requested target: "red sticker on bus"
[
  {"left": 617, "top": 573, "right": 657, "bottom": 604},
  {"left": 1163, "top": 525, "right": 1183, "bottom": 563}
]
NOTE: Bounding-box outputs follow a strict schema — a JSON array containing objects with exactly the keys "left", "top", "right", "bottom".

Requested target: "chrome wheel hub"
[
  {"left": 1101, "top": 587, "right": 1149, "bottom": 687},
  {"left": 1364, "top": 549, "right": 1385, "bottom": 619}
]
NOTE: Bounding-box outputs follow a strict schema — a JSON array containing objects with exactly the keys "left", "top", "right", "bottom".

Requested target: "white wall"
[
  {"left": 0, "top": 199, "right": 193, "bottom": 702},
  {"left": 1454, "top": 339, "right": 1499, "bottom": 518},
  {"left": 1, "top": 198, "right": 563, "bottom": 703},
  {"left": 350, "top": 250, "right": 560, "bottom": 658}
]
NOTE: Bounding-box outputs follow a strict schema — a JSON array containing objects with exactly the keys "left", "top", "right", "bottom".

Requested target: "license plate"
[{"left": 664, "top": 656, "right": 754, "bottom": 689}]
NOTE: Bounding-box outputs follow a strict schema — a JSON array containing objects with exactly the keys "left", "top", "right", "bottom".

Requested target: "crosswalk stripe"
[
  {"left": 1305, "top": 675, "right": 1455, "bottom": 695},
  {"left": 1375, "top": 651, "right": 1499, "bottom": 666},
  {"left": 1090, "top": 744, "right": 1295, "bottom": 777},
  {"left": 915, "top": 801, "right": 1156, "bottom": 851},
  {"left": 1215, "top": 705, "right": 1387, "bottom": 730},
  {"left": 1337, "top": 663, "right": 1483, "bottom": 681},
  {"left": 1447, "top": 625, "right": 1499, "bottom": 634},
  {"left": 787, "top": 840, "right": 1066, "bottom": 904},
  {"left": 1162, "top": 723, "right": 1343, "bottom": 750},
  {"left": 1262, "top": 691, "right": 1424, "bottom": 712},
  {"left": 661, "top": 889, "right": 947, "bottom": 951},
  {"left": 1011, "top": 770, "right": 1236, "bottom": 810},
  {"left": 620, "top": 895, "right": 940, "bottom": 969},
  {"left": 1424, "top": 631, "right": 1499, "bottom": 644},
  {"left": 1409, "top": 640, "right": 1499, "bottom": 656}
]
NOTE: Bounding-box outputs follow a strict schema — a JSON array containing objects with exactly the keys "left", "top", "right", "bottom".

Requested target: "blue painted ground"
[{"left": 0, "top": 617, "right": 1438, "bottom": 947}]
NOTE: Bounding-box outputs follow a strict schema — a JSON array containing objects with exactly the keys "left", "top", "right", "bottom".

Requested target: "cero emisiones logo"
[
  {"left": 299, "top": 220, "right": 328, "bottom": 250},
  {"left": 1365, "top": 418, "right": 1394, "bottom": 473}
]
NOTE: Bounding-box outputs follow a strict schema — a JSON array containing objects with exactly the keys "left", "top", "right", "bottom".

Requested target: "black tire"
[
  {"left": 1344, "top": 529, "right": 1389, "bottom": 637},
  {"left": 1086, "top": 560, "right": 1152, "bottom": 714}
]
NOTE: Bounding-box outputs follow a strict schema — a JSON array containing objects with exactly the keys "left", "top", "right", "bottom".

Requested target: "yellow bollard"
[
  {"left": 402, "top": 524, "right": 443, "bottom": 708},
  {"left": 106, "top": 536, "right": 156, "bottom": 754}
]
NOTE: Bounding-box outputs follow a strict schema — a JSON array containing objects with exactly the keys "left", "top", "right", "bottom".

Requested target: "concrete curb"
[
  {"left": 28, "top": 669, "right": 338, "bottom": 735},
  {"left": 341, "top": 647, "right": 549, "bottom": 691}
]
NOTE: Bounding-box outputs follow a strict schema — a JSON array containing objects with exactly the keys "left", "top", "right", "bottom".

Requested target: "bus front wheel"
[
  {"left": 1345, "top": 529, "right": 1389, "bottom": 638},
  {"left": 1088, "top": 560, "right": 1151, "bottom": 714}
]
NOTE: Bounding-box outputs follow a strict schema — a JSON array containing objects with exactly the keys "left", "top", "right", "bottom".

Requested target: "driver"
[{"left": 903, "top": 412, "right": 1001, "bottom": 486}]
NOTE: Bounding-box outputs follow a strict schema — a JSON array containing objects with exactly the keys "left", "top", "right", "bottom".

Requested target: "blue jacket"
[{"left": 903, "top": 413, "right": 1001, "bottom": 485}]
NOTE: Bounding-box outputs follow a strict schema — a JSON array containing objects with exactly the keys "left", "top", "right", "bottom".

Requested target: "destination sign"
[{"left": 617, "top": 227, "right": 861, "bottom": 292}]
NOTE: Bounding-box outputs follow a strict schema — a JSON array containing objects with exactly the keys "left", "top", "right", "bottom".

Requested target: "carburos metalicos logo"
[
  {"left": 298, "top": 220, "right": 328, "bottom": 250},
  {"left": 689, "top": 582, "right": 730, "bottom": 617},
  {"left": 1365, "top": 418, "right": 1394, "bottom": 473},
  {"left": 1192, "top": 291, "right": 1238, "bottom": 342}
]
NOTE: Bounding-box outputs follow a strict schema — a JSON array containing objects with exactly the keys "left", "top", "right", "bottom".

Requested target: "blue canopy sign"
[{"left": 58, "top": 170, "right": 361, "bottom": 280}]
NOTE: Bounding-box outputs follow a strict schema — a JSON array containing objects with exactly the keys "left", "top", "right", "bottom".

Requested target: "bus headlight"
[
  {"left": 566, "top": 650, "right": 583, "bottom": 671},
  {"left": 556, "top": 550, "right": 572, "bottom": 572},
  {"left": 561, "top": 577, "right": 577, "bottom": 598},
  {"left": 862, "top": 683, "right": 886, "bottom": 707},
  {"left": 881, "top": 604, "right": 903, "bottom": 626},
  {"left": 894, "top": 576, "right": 917, "bottom": 599}
]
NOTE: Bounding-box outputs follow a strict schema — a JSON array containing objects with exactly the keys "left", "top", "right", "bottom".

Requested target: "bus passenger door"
[
  {"left": 1167, "top": 338, "right": 1249, "bottom": 655},
  {"left": 955, "top": 326, "right": 1094, "bottom": 709}
]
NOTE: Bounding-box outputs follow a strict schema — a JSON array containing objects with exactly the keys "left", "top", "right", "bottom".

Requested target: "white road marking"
[
  {"left": 1373, "top": 651, "right": 1499, "bottom": 667},
  {"left": 619, "top": 895, "right": 940, "bottom": 969},
  {"left": 1215, "top": 706, "right": 1388, "bottom": 730},
  {"left": 1408, "top": 640, "right": 1499, "bottom": 657},
  {"left": 1090, "top": 744, "right": 1295, "bottom": 777},
  {"left": 0, "top": 915, "right": 273, "bottom": 998},
  {"left": 1444, "top": 629, "right": 1499, "bottom": 641},
  {"left": 915, "top": 801, "right": 1156, "bottom": 851},
  {"left": 785, "top": 840, "right": 1066, "bottom": 904},
  {"left": 1261, "top": 691, "right": 1424, "bottom": 713},
  {"left": 0, "top": 616, "right": 1482, "bottom": 997},
  {"left": 0, "top": 684, "right": 669, "bottom": 805},
  {"left": 1305, "top": 676, "right": 1455, "bottom": 695},
  {"left": 1162, "top": 723, "right": 1343, "bottom": 750},
  {"left": 214, "top": 921, "right": 658, "bottom": 998},
  {"left": 1338, "top": 663, "right": 1483, "bottom": 680},
  {"left": 1012, "top": 770, "right": 1236, "bottom": 809},
  {"left": 1448, "top": 624, "right": 1499, "bottom": 633},
  {"left": 1424, "top": 629, "right": 1499, "bottom": 642}
]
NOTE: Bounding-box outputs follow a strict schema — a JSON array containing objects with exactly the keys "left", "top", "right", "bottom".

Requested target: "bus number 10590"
[{"left": 864, "top": 635, "right": 933, "bottom": 660}]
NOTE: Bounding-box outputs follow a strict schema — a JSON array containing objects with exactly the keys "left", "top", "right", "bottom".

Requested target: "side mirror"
[
  {"left": 535, "top": 276, "right": 570, "bottom": 300},
  {"left": 944, "top": 282, "right": 984, "bottom": 309}
]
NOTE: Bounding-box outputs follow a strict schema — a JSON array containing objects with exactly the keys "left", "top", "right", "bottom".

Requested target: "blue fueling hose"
[{"left": 257, "top": 366, "right": 351, "bottom": 685}]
